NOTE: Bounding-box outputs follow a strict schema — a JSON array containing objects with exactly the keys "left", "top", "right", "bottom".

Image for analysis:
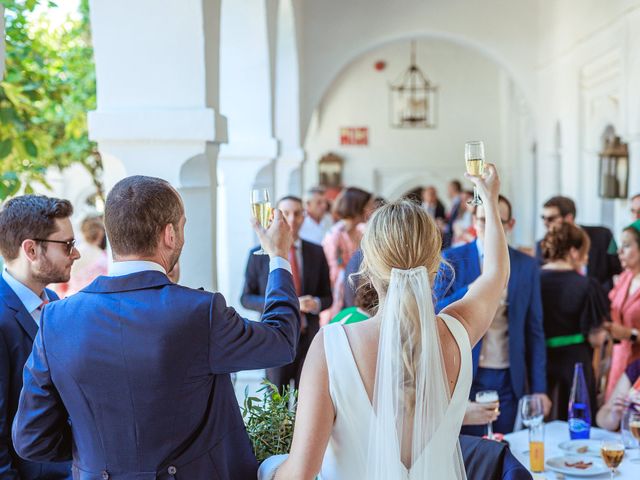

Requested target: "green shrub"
[{"left": 242, "top": 380, "right": 297, "bottom": 463}]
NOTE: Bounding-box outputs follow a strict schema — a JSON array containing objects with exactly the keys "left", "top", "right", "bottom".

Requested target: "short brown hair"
[
  {"left": 81, "top": 215, "right": 106, "bottom": 246},
  {"left": 0, "top": 195, "right": 73, "bottom": 261},
  {"left": 333, "top": 187, "right": 372, "bottom": 220},
  {"left": 541, "top": 222, "right": 590, "bottom": 261},
  {"left": 105, "top": 176, "right": 183, "bottom": 256},
  {"left": 473, "top": 194, "right": 513, "bottom": 220},
  {"left": 544, "top": 196, "right": 576, "bottom": 218}
]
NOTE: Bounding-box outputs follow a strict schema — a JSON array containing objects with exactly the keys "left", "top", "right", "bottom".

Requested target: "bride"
[{"left": 266, "top": 164, "right": 509, "bottom": 479}]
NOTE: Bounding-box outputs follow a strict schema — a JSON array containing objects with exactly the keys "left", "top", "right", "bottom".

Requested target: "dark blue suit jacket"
[
  {"left": 0, "top": 276, "right": 71, "bottom": 479},
  {"left": 12, "top": 269, "right": 300, "bottom": 480},
  {"left": 241, "top": 240, "right": 332, "bottom": 338},
  {"left": 434, "top": 241, "right": 547, "bottom": 398}
]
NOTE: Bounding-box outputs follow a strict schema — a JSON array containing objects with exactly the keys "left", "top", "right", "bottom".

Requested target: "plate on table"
[
  {"left": 546, "top": 456, "right": 610, "bottom": 477},
  {"left": 558, "top": 439, "right": 603, "bottom": 457}
]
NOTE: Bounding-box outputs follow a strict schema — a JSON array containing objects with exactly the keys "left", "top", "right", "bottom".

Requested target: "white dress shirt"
[
  {"left": 2, "top": 269, "right": 50, "bottom": 327},
  {"left": 299, "top": 214, "right": 334, "bottom": 245}
]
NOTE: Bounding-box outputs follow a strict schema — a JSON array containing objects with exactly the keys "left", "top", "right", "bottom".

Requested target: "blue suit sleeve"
[
  {"left": 210, "top": 268, "right": 301, "bottom": 373},
  {"left": 240, "top": 251, "right": 267, "bottom": 312},
  {"left": 11, "top": 322, "right": 72, "bottom": 463},
  {"left": 525, "top": 264, "right": 547, "bottom": 393},
  {"left": 0, "top": 330, "right": 19, "bottom": 479},
  {"left": 433, "top": 254, "right": 469, "bottom": 313}
]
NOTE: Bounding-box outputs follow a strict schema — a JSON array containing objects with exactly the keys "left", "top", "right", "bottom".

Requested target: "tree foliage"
[{"left": 0, "top": 0, "right": 102, "bottom": 200}]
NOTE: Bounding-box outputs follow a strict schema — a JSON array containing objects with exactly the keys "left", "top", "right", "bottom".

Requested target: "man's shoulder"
[
  {"left": 442, "top": 241, "right": 476, "bottom": 261},
  {"left": 582, "top": 224, "right": 613, "bottom": 239},
  {"left": 509, "top": 247, "right": 538, "bottom": 268}
]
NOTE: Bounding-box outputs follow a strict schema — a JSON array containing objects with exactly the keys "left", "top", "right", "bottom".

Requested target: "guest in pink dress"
[
  {"left": 605, "top": 220, "right": 640, "bottom": 400},
  {"left": 321, "top": 187, "right": 374, "bottom": 324}
]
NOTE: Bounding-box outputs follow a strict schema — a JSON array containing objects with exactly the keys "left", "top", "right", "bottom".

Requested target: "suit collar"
[
  {"left": 82, "top": 270, "right": 172, "bottom": 294},
  {"left": 0, "top": 276, "right": 38, "bottom": 340}
]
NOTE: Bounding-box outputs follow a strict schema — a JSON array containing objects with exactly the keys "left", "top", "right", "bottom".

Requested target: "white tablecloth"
[{"left": 504, "top": 421, "right": 640, "bottom": 479}]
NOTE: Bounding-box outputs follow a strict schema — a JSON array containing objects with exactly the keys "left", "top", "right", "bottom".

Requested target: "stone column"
[
  {"left": 217, "top": 0, "right": 279, "bottom": 314},
  {"left": 273, "top": 0, "right": 304, "bottom": 199},
  {"left": 87, "top": 0, "right": 226, "bottom": 291}
]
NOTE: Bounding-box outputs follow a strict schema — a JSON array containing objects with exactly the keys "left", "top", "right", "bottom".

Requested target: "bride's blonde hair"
[
  {"left": 360, "top": 199, "right": 442, "bottom": 287},
  {"left": 359, "top": 199, "right": 443, "bottom": 413}
]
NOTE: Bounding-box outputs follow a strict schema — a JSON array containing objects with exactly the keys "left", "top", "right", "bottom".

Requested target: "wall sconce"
[{"left": 599, "top": 129, "right": 629, "bottom": 199}]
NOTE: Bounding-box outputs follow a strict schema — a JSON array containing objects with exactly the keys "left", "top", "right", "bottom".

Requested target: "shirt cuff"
[{"left": 269, "top": 256, "right": 292, "bottom": 275}]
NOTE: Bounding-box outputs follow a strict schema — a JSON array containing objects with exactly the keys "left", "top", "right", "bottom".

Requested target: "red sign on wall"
[{"left": 340, "top": 127, "right": 368, "bottom": 146}]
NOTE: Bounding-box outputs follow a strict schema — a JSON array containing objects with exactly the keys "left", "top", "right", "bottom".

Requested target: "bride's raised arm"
[{"left": 441, "top": 163, "right": 510, "bottom": 347}]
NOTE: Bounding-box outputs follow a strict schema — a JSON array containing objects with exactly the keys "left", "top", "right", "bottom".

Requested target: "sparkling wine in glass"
[
  {"left": 601, "top": 441, "right": 625, "bottom": 479},
  {"left": 251, "top": 188, "right": 272, "bottom": 256},
  {"left": 465, "top": 141, "right": 485, "bottom": 206},
  {"left": 476, "top": 390, "right": 499, "bottom": 440},
  {"left": 630, "top": 412, "right": 640, "bottom": 464},
  {"left": 521, "top": 395, "right": 545, "bottom": 472}
]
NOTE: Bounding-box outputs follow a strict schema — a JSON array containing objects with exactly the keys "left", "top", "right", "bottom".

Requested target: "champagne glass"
[
  {"left": 521, "top": 395, "right": 544, "bottom": 428},
  {"left": 600, "top": 440, "right": 625, "bottom": 479},
  {"left": 465, "top": 140, "right": 485, "bottom": 206},
  {"left": 630, "top": 411, "right": 640, "bottom": 464},
  {"left": 476, "top": 390, "right": 499, "bottom": 440},
  {"left": 251, "top": 188, "right": 272, "bottom": 255}
]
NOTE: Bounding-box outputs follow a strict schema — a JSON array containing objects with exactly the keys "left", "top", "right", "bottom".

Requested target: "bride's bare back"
[{"left": 342, "top": 315, "right": 462, "bottom": 403}]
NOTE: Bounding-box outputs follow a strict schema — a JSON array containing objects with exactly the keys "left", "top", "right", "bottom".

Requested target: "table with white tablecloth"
[{"left": 504, "top": 421, "right": 640, "bottom": 479}]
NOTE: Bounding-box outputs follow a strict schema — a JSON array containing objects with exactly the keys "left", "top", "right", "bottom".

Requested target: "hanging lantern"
[
  {"left": 389, "top": 41, "right": 438, "bottom": 129},
  {"left": 598, "top": 132, "right": 629, "bottom": 199}
]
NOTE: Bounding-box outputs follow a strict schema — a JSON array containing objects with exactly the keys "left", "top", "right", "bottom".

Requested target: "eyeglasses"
[
  {"left": 540, "top": 214, "right": 560, "bottom": 223},
  {"left": 33, "top": 238, "right": 77, "bottom": 256}
]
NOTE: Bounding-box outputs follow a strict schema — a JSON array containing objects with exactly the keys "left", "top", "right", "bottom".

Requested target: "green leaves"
[
  {"left": 0, "top": 0, "right": 101, "bottom": 201},
  {"left": 242, "top": 380, "right": 298, "bottom": 463},
  {"left": 0, "top": 139, "right": 13, "bottom": 159}
]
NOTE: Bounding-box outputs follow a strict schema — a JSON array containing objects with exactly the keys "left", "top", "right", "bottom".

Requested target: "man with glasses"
[
  {"left": 242, "top": 195, "right": 332, "bottom": 392},
  {"left": 536, "top": 195, "right": 621, "bottom": 291},
  {"left": 0, "top": 195, "right": 78, "bottom": 479},
  {"left": 435, "top": 195, "right": 550, "bottom": 435}
]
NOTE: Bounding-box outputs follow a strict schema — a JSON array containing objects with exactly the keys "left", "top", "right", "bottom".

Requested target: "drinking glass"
[
  {"left": 251, "top": 188, "right": 272, "bottom": 255},
  {"left": 600, "top": 440, "right": 625, "bottom": 479},
  {"left": 521, "top": 395, "right": 545, "bottom": 472},
  {"left": 630, "top": 411, "right": 640, "bottom": 464},
  {"left": 465, "top": 140, "right": 485, "bottom": 206},
  {"left": 521, "top": 395, "right": 544, "bottom": 428},
  {"left": 476, "top": 390, "right": 499, "bottom": 440}
]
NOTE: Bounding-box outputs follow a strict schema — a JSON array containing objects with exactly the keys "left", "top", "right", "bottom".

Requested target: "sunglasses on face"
[
  {"left": 33, "top": 238, "right": 77, "bottom": 256},
  {"left": 541, "top": 214, "right": 560, "bottom": 223}
]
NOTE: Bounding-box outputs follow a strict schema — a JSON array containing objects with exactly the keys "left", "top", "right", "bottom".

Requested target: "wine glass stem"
[
  {"left": 473, "top": 187, "right": 480, "bottom": 204},
  {"left": 487, "top": 422, "right": 493, "bottom": 440}
]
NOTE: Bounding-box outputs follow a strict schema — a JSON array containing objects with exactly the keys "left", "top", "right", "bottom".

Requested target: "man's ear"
[
  {"left": 21, "top": 239, "right": 38, "bottom": 263},
  {"left": 163, "top": 223, "right": 176, "bottom": 248}
]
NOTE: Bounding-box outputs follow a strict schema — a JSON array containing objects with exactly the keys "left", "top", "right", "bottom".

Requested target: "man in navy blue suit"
[
  {"left": 12, "top": 176, "right": 301, "bottom": 480},
  {"left": 435, "top": 195, "right": 550, "bottom": 435},
  {"left": 242, "top": 196, "right": 332, "bottom": 392},
  {"left": 0, "top": 195, "right": 78, "bottom": 479}
]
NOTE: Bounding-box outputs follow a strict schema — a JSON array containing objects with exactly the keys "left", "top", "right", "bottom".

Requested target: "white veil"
[{"left": 365, "top": 266, "right": 466, "bottom": 479}]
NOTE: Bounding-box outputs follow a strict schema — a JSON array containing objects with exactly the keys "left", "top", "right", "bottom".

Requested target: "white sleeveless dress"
[
  {"left": 257, "top": 313, "right": 472, "bottom": 480},
  {"left": 320, "top": 313, "right": 472, "bottom": 479}
]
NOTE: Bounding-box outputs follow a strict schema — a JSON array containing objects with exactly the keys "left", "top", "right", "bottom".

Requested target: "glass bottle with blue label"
[{"left": 568, "top": 362, "right": 591, "bottom": 439}]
